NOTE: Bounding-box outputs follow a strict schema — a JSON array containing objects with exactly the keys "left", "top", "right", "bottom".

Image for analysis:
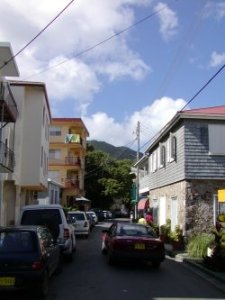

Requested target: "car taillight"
[
  {"left": 32, "top": 261, "right": 44, "bottom": 270},
  {"left": 64, "top": 228, "right": 70, "bottom": 239}
]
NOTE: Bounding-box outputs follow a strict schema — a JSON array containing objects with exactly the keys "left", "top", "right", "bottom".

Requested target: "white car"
[
  {"left": 67, "top": 211, "right": 90, "bottom": 238},
  {"left": 18, "top": 204, "right": 76, "bottom": 261},
  {"left": 87, "top": 211, "right": 98, "bottom": 224}
]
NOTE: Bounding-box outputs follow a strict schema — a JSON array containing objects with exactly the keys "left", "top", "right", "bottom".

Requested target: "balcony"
[
  {"left": 63, "top": 178, "right": 80, "bottom": 189},
  {"left": 0, "top": 81, "right": 18, "bottom": 123},
  {"left": 49, "top": 156, "right": 81, "bottom": 167},
  {"left": 0, "top": 140, "right": 15, "bottom": 172}
]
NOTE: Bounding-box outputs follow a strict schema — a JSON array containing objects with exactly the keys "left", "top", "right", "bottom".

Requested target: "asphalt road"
[{"left": 2, "top": 221, "right": 225, "bottom": 300}]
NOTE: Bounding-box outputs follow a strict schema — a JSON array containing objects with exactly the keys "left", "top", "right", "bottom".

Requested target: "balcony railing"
[
  {"left": 49, "top": 156, "right": 81, "bottom": 166},
  {"left": 65, "top": 156, "right": 81, "bottom": 166},
  {"left": 0, "top": 141, "right": 15, "bottom": 172},
  {"left": 0, "top": 81, "right": 18, "bottom": 122},
  {"left": 63, "top": 178, "right": 80, "bottom": 188}
]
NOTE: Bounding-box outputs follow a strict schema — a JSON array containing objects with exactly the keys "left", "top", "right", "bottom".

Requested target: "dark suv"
[{"left": 0, "top": 226, "right": 61, "bottom": 298}]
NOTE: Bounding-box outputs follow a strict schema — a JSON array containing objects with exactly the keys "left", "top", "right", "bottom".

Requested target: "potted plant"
[{"left": 169, "top": 225, "right": 184, "bottom": 250}]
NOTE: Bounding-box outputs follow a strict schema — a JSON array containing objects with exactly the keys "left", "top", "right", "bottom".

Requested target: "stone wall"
[{"left": 149, "top": 179, "right": 225, "bottom": 237}]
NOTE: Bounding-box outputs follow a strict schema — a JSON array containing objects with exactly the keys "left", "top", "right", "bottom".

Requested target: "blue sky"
[{"left": 1, "top": 0, "right": 225, "bottom": 150}]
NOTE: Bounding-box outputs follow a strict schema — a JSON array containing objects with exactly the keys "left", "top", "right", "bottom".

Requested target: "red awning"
[{"left": 137, "top": 198, "right": 149, "bottom": 210}]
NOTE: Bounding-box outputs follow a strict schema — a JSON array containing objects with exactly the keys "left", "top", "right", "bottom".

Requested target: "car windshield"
[
  {"left": 0, "top": 231, "right": 37, "bottom": 253},
  {"left": 117, "top": 224, "right": 157, "bottom": 237}
]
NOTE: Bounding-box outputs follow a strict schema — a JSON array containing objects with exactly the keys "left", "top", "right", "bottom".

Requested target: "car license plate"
[
  {"left": 134, "top": 243, "right": 145, "bottom": 250},
  {"left": 0, "top": 277, "right": 15, "bottom": 286}
]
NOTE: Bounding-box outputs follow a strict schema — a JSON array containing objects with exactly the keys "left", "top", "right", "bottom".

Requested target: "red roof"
[{"left": 180, "top": 105, "right": 225, "bottom": 116}]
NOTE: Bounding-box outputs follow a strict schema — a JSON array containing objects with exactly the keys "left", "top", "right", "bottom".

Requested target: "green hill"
[{"left": 88, "top": 140, "right": 139, "bottom": 161}]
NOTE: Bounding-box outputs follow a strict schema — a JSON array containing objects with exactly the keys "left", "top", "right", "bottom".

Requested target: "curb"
[
  {"left": 165, "top": 246, "right": 225, "bottom": 286},
  {"left": 183, "top": 258, "right": 225, "bottom": 285}
]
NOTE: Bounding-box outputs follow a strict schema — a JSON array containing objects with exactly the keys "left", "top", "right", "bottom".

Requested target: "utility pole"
[{"left": 134, "top": 121, "right": 140, "bottom": 220}]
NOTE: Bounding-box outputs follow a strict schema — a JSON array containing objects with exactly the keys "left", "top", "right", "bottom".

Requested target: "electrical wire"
[
  {"left": 139, "top": 62, "right": 225, "bottom": 153},
  {"left": 22, "top": 0, "right": 179, "bottom": 80},
  {"left": 180, "top": 63, "right": 225, "bottom": 111},
  {"left": 0, "top": 0, "right": 75, "bottom": 71}
]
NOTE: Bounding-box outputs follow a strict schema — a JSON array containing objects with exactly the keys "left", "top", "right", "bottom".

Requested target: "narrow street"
[
  {"left": 49, "top": 222, "right": 225, "bottom": 300},
  {"left": 2, "top": 222, "right": 225, "bottom": 300}
]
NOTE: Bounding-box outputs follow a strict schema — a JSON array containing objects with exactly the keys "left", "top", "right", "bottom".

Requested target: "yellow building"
[{"left": 48, "top": 118, "right": 89, "bottom": 207}]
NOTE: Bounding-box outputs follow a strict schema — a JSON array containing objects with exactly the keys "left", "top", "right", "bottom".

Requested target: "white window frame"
[{"left": 167, "top": 133, "right": 177, "bottom": 162}]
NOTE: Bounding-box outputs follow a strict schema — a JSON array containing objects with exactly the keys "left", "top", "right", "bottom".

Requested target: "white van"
[{"left": 18, "top": 204, "right": 76, "bottom": 261}]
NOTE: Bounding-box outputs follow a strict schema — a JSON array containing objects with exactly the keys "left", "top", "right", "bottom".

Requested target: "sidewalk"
[{"left": 165, "top": 244, "right": 225, "bottom": 286}]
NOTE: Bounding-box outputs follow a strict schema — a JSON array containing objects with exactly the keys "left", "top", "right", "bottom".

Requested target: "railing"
[
  {"left": 63, "top": 178, "right": 80, "bottom": 188},
  {"left": 0, "top": 140, "right": 15, "bottom": 172},
  {"left": 0, "top": 81, "right": 18, "bottom": 122},
  {"left": 65, "top": 156, "right": 81, "bottom": 166},
  {"left": 48, "top": 157, "right": 81, "bottom": 166}
]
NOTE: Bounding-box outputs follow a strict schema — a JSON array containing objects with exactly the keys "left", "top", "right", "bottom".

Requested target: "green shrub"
[{"left": 187, "top": 234, "right": 214, "bottom": 258}]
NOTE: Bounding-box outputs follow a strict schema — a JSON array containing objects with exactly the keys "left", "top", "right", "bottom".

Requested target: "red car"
[{"left": 102, "top": 222, "right": 165, "bottom": 268}]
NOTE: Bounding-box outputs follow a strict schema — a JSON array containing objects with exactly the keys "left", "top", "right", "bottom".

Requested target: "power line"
[
  {"left": 23, "top": 0, "right": 179, "bottom": 80},
  {"left": 0, "top": 0, "right": 75, "bottom": 71},
  {"left": 180, "top": 63, "right": 225, "bottom": 111},
  {"left": 139, "top": 62, "right": 225, "bottom": 153}
]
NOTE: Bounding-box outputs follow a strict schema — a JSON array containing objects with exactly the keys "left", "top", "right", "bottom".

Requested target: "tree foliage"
[{"left": 84, "top": 146, "right": 133, "bottom": 209}]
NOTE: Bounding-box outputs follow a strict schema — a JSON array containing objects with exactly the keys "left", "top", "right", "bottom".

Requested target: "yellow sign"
[{"left": 218, "top": 189, "right": 225, "bottom": 202}]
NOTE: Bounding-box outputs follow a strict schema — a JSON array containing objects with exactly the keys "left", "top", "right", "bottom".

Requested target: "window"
[
  {"left": 48, "top": 171, "right": 60, "bottom": 182},
  {"left": 209, "top": 124, "right": 225, "bottom": 155},
  {"left": 171, "top": 136, "right": 177, "bottom": 161},
  {"left": 50, "top": 126, "right": 61, "bottom": 136},
  {"left": 49, "top": 149, "right": 61, "bottom": 159},
  {"left": 167, "top": 134, "right": 177, "bottom": 162},
  {"left": 160, "top": 145, "right": 166, "bottom": 167},
  {"left": 150, "top": 151, "right": 157, "bottom": 173}
]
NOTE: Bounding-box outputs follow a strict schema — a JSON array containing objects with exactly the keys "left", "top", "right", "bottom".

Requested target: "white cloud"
[
  {"left": 84, "top": 97, "right": 186, "bottom": 149},
  {"left": 1, "top": 0, "right": 152, "bottom": 114},
  {"left": 154, "top": 2, "right": 178, "bottom": 41},
  {"left": 203, "top": 2, "right": 225, "bottom": 20},
  {"left": 209, "top": 51, "right": 225, "bottom": 68}
]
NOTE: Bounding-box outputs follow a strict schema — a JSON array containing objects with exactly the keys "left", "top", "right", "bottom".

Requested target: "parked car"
[
  {"left": 17, "top": 204, "right": 76, "bottom": 261},
  {"left": 67, "top": 211, "right": 90, "bottom": 238},
  {"left": 91, "top": 208, "right": 104, "bottom": 221},
  {"left": 88, "top": 211, "right": 98, "bottom": 224},
  {"left": 0, "top": 225, "right": 61, "bottom": 298},
  {"left": 86, "top": 211, "right": 95, "bottom": 230},
  {"left": 102, "top": 222, "right": 165, "bottom": 268},
  {"left": 102, "top": 210, "right": 113, "bottom": 220}
]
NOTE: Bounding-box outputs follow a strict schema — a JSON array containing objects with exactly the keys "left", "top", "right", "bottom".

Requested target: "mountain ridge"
[{"left": 88, "top": 140, "right": 138, "bottom": 161}]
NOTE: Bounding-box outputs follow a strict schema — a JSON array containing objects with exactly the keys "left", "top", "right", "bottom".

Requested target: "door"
[{"left": 159, "top": 197, "right": 166, "bottom": 226}]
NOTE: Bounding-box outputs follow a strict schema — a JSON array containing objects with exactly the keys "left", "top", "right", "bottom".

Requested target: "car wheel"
[{"left": 152, "top": 261, "right": 161, "bottom": 268}]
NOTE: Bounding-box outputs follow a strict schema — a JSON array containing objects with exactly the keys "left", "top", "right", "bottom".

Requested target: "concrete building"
[
  {"left": 37, "top": 179, "right": 63, "bottom": 205},
  {"left": 2, "top": 80, "right": 51, "bottom": 225},
  {"left": 48, "top": 118, "right": 89, "bottom": 207},
  {"left": 0, "top": 42, "right": 19, "bottom": 226}
]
